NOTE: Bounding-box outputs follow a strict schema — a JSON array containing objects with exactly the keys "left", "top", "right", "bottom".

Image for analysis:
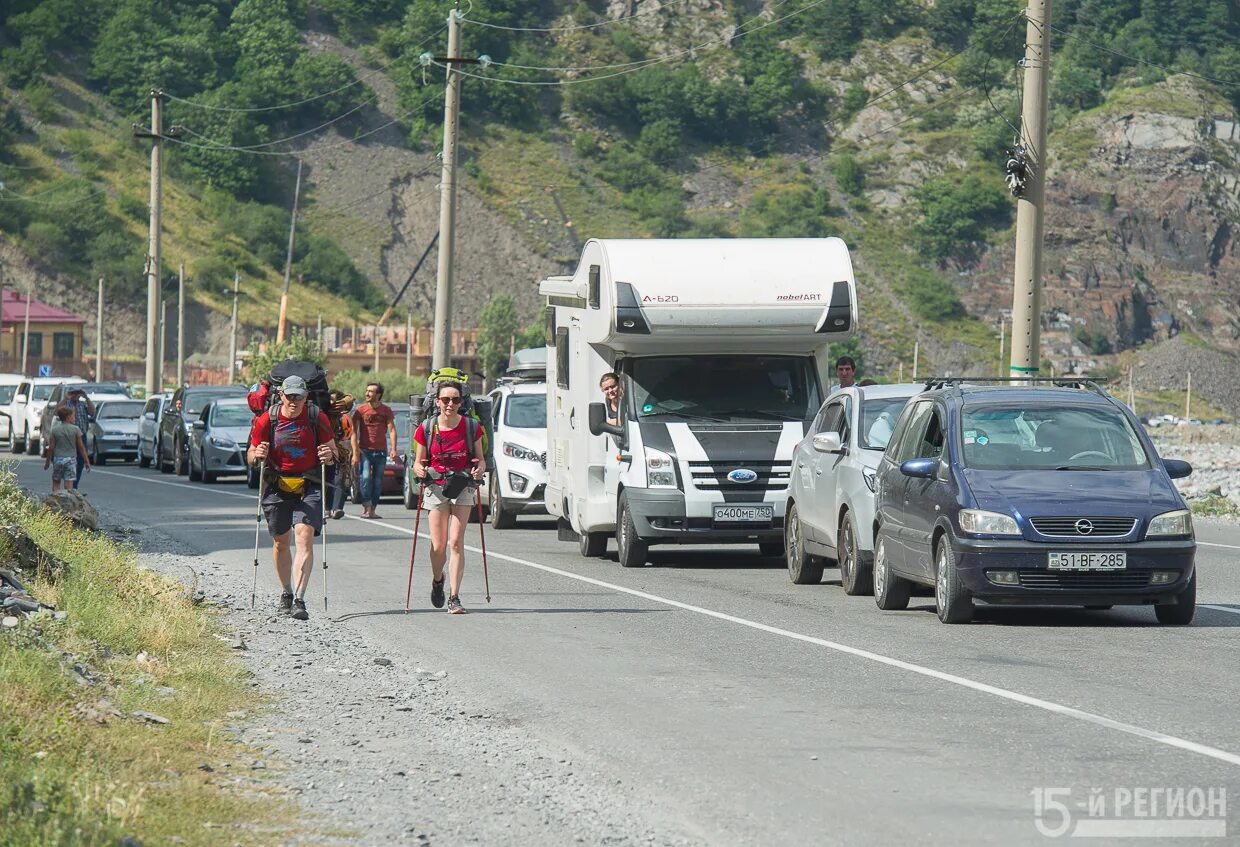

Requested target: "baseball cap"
[{"left": 281, "top": 375, "right": 308, "bottom": 398}]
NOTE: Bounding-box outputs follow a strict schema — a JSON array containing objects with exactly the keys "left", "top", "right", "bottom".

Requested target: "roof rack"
[{"left": 920, "top": 376, "right": 1110, "bottom": 397}]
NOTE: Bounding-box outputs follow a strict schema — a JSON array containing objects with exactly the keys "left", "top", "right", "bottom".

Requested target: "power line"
[
  {"left": 163, "top": 24, "right": 448, "bottom": 114},
  {"left": 461, "top": 0, "right": 695, "bottom": 33},
  {"left": 1048, "top": 23, "right": 1238, "bottom": 86},
  {"left": 440, "top": 0, "right": 833, "bottom": 86},
  {"left": 179, "top": 86, "right": 385, "bottom": 151}
]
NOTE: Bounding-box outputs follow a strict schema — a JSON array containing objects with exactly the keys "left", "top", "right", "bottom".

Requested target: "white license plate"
[
  {"left": 713, "top": 504, "right": 773, "bottom": 524},
  {"left": 1048, "top": 551, "right": 1127, "bottom": 571}
]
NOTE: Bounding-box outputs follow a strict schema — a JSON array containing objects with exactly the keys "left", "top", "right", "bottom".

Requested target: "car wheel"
[
  {"left": 934, "top": 539, "right": 973, "bottom": 624},
  {"left": 578, "top": 529, "right": 607, "bottom": 557},
  {"left": 94, "top": 443, "right": 107, "bottom": 466},
  {"left": 201, "top": 451, "right": 217, "bottom": 483},
  {"left": 1154, "top": 571, "right": 1196, "bottom": 625},
  {"left": 873, "top": 527, "right": 911, "bottom": 611},
  {"left": 616, "top": 493, "right": 647, "bottom": 568},
  {"left": 785, "top": 503, "right": 823, "bottom": 585},
  {"left": 490, "top": 474, "right": 517, "bottom": 529},
  {"left": 174, "top": 439, "right": 188, "bottom": 476},
  {"left": 188, "top": 447, "right": 202, "bottom": 481},
  {"left": 138, "top": 447, "right": 151, "bottom": 469},
  {"left": 839, "top": 512, "right": 873, "bottom": 596},
  {"left": 8, "top": 426, "right": 22, "bottom": 454},
  {"left": 27, "top": 433, "right": 39, "bottom": 456}
]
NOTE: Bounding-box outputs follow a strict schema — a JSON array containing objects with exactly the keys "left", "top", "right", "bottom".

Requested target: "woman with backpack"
[{"left": 412, "top": 380, "right": 485, "bottom": 614}]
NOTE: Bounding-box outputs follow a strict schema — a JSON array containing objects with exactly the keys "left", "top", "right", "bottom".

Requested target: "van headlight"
[
  {"left": 646, "top": 449, "right": 677, "bottom": 488},
  {"left": 1147, "top": 509, "right": 1193, "bottom": 538},
  {"left": 959, "top": 509, "right": 1020, "bottom": 536}
]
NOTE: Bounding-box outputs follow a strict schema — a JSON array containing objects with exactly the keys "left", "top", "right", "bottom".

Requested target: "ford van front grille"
[{"left": 687, "top": 461, "right": 791, "bottom": 491}]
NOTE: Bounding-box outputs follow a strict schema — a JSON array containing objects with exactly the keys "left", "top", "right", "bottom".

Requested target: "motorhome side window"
[
  {"left": 628, "top": 354, "right": 821, "bottom": 423},
  {"left": 555, "top": 327, "right": 569, "bottom": 389}
]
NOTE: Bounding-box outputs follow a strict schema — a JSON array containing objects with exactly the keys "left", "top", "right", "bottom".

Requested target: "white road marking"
[
  {"left": 1198, "top": 540, "right": 1240, "bottom": 551},
  {"left": 80, "top": 466, "right": 1240, "bottom": 769},
  {"left": 1200, "top": 604, "right": 1240, "bottom": 616}
]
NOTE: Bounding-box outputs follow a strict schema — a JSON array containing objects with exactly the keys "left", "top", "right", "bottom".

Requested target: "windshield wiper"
[
  {"left": 641, "top": 411, "right": 728, "bottom": 422},
  {"left": 1053, "top": 465, "right": 1112, "bottom": 471},
  {"left": 718, "top": 409, "right": 802, "bottom": 421}
]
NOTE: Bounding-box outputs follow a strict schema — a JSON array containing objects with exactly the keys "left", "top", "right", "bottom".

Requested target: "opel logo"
[
  {"left": 728, "top": 468, "right": 759, "bottom": 484},
  {"left": 1075, "top": 519, "right": 1094, "bottom": 535}
]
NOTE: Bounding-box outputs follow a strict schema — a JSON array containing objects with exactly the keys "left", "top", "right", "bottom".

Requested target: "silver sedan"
[
  {"left": 188, "top": 399, "right": 253, "bottom": 483},
  {"left": 85, "top": 399, "right": 145, "bottom": 464}
]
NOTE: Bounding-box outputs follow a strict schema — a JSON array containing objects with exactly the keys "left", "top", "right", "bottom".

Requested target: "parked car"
[
  {"left": 37, "top": 381, "right": 131, "bottom": 455},
  {"left": 137, "top": 393, "right": 170, "bottom": 468},
  {"left": 159, "top": 385, "right": 248, "bottom": 475},
  {"left": 7, "top": 376, "right": 84, "bottom": 454},
  {"left": 84, "top": 399, "right": 145, "bottom": 464},
  {"left": 785, "top": 384, "right": 922, "bottom": 592},
  {"left": 188, "top": 398, "right": 252, "bottom": 483},
  {"left": 353, "top": 403, "right": 410, "bottom": 503},
  {"left": 872, "top": 380, "right": 1197, "bottom": 625},
  {"left": 482, "top": 377, "right": 548, "bottom": 528},
  {"left": 0, "top": 373, "right": 23, "bottom": 446}
]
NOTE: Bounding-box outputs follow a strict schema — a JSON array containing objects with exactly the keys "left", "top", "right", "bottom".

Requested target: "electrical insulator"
[{"left": 1004, "top": 147, "right": 1029, "bottom": 197}]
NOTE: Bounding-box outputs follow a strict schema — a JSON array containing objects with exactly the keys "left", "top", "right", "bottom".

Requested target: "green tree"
[
  {"left": 832, "top": 154, "right": 865, "bottom": 195},
  {"left": 476, "top": 293, "right": 521, "bottom": 383},
  {"left": 913, "top": 172, "right": 1011, "bottom": 262},
  {"left": 245, "top": 329, "right": 325, "bottom": 382},
  {"left": 895, "top": 267, "right": 966, "bottom": 321},
  {"left": 740, "top": 185, "right": 833, "bottom": 238}
]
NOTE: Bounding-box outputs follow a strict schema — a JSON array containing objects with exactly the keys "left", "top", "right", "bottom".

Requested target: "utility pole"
[
  {"left": 277, "top": 159, "right": 303, "bottom": 344},
  {"left": 912, "top": 340, "right": 920, "bottom": 380},
  {"left": 1127, "top": 364, "right": 1135, "bottom": 411},
  {"left": 1185, "top": 371, "right": 1192, "bottom": 420},
  {"left": 132, "top": 90, "right": 182, "bottom": 395},
  {"left": 998, "top": 317, "right": 1006, "bottom": 376},
  {"left": 157, "top": 300, "right": 167, "bottom": 389},
  {"left": 176, "top": 263, "right": 185, "bottom": 386},
  {"left": 95, "top": 277, "right": 104, "bottom": 380},
  {"left": 229, "top": 273, "right": 240, "bottom": 384},
  {"left": 1008, "top": 0, "right": 1051, "bottom": 382},
  {"left": 373, "top": 324, "right": 381, "bottom": 374},
  {"left": 405, "top": 309, "right": 413, "bottom": 377},
  {"left": 317, "top": 313, "right": 323, "bottom": 356},
  {"left": 430, "top": 6, "right": 464, "bottom": 370},
  {"left": 20, "top": 282, "right": 31, "bottom": 376}
]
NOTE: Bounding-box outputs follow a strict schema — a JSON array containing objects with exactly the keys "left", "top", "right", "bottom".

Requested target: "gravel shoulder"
[{"left": 105, "top": 508, "right": 699, "bottom": 846}]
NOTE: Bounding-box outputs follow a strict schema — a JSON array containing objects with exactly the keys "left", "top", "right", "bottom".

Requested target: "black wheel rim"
[{"left": 840, "top": 519, "right": 853, "bottom": 582}]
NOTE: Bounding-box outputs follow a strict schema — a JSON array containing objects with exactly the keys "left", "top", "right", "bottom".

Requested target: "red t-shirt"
[
  {"left": 250, "top": 406, "right": 334, "bottom": 475},
  {"left": 352, "top": 402, "right": 394, "bottom": 451},
  {"left": 414, "top": 417, "right": 481, "bottom": 476}
]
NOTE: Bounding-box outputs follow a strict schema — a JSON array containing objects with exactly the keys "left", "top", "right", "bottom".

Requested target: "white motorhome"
[{"left": 541, "top": 238, "right": 857, "bottom": 567}]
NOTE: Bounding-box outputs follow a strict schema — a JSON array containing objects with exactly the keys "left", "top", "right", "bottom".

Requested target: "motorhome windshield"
[{"left": 630, "top": 355, "right": 821, "bottom": 422}]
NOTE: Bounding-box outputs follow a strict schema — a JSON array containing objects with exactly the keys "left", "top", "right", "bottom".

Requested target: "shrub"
[
  {"left": 740, "top": 185, "right": 833, "bottom": 238},
  {"left": 895, "top": 267, "right": 966, "bottom": 321},
  {"left": 913, "top": 172, "right": 1011, "bottom": 261},
  {"left": 24, "top": 220, "right": 70, "bottom": 259},
  {"left": 832, "top": 154, "right": 864, "bottom": 195}
]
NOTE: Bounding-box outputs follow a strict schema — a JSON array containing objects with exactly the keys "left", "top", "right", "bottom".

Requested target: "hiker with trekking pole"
[
  {"left": 246, "top": 374, "right": 336, "bottom": 621},
  {"left": 408, "top": 380, "right": 487, "bottom": 614}
]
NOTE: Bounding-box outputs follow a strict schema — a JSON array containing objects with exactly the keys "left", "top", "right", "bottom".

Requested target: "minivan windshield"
[
  {"left": 504, "top": 395, "right": 546, "bottom": 428},
  {"left": 630, "top": 355, "right": 821, "bottom": 423},
  {"left": 961, "top": 405, "right": 1151, "bottom": 470}
]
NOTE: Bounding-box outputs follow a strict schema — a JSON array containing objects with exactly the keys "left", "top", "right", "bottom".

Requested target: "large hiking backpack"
[
  {"left": 411, "top": 366, "right": 493, "bottom": 464},
  {"left": 248, "top": 360, "right": 331, "bottom": 414}
]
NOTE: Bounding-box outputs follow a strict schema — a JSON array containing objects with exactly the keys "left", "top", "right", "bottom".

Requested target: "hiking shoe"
[
  {"left": 280, "top": 591, "right": 294, "bottom": 610},
  {"left": 290, "top": 598, "right": 309, "bottom": 621},
  {"left": 431, "top": 578, "right": 446, "bottom": 609},
  {"left": 331, "top": 509, "right": 344, "bottom": 520},
  {"left": 446, "top": 595, "right": 465, "bottom": 615}
]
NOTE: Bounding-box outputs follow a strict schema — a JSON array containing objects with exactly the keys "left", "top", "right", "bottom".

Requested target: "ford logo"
[{"left": 727, "top": 468, "right": 759, "bottom": 484}]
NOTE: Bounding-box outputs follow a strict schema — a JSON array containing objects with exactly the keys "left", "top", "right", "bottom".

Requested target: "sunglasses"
[{"left": 439, "top": 397, "right": 462, "bottom": 405}]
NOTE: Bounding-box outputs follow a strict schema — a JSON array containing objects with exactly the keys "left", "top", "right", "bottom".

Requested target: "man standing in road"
[
  {"left": 350, "top": 381, "right": 397, "bottom": 520},
  {"left": 248, "top": 375, "right": 336, "bottom": 621},
  {"left": 829, "top": 356, "right": 857, "bottom": 394},
  {"left": 65, "top": 387, "right": 95, "bottom": 489}
]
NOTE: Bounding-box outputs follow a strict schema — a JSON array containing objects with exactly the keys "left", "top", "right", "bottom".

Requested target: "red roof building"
[{"left": 0, "top": 288, "right": 86, "bottom": 371}]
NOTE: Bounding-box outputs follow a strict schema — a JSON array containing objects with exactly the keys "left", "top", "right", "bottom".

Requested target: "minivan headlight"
[
  {"left": 959, "top": 509, "right": 1020, "bottom": 536},
  {"left": 503, "top": 441, "right": 539, "bottom": 462},
  {"left": 1147, "top": 509, "right": 1193, "bottom": 538},
  {"left": 646, "top": 449, "right": 677, "bottom": 488}
]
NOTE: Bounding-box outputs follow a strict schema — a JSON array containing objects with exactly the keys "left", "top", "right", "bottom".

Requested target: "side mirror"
[
  {"left": 588, "top": 402, "right": 623, "bottom": 438},
  {"left": 192, "top": 420, "right": 206, "bottom": 430},
  {"left": 812, "top": 432, "right": 844, "bottom": 453},
  {"left": 900, "top": 458, "right": 938, "bottom": 479},
  {"left": 1163, "top": 459, "right": 1192, "bottom": 480},
  {"left": 15, "top": 394, "right": 27, "bottom": 404},
  {"left": 144, "top": 411, "right": 155, "bottom": 421}
]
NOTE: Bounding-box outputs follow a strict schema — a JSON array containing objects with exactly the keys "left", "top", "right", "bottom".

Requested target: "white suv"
[
  {"left": 784, "top": 383, "right": 922, "bottom": 594},
  {"left": 485, "top": 378, "right": 548, "bottom": 528},
  {"left": 0, "top": 373, "right": 23, "bottom": 446},
  {"left": 7, "top": 376, "right": 84, "bottom": 454}
]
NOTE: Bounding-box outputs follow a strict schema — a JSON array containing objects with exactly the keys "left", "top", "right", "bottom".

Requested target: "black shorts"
[{"left": 261, "top": 483, "right": 323, "bottom": 537}]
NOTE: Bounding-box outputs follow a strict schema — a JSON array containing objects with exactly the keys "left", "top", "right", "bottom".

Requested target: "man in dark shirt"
[
  {"left": 248, "top": 375, "right": 336, "bottom": 620},
  {"left": 66, "top": 387, "right": 95, "bottom": 488}
]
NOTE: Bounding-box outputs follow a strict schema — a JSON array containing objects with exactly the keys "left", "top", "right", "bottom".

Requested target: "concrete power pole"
[
  {"left": 141, "top": 90, "right": 164, "bottom": 395},
  {"left": 229, "top": 273, "right": 240, "bottom": 384},
  {"left": 431, "top": 7, "right": 463, "bottom": 371},
  {"left": 20, "top": 282, "right": 31, "bottom": 376},
  {"left": 1008, "top": 0, "right": 1052, "bottom": 381},
  {"left": 96, "top": 277, "right": 104, "bottom": 380},
  {"left": 405, "top": 310, "right": 413, "bottom": 377},
  {"left": 277, "top": 159, "right": 303, "bottom": 344},
  {"left": 176, "top": 263, "right": 185, "bottom": 386}
]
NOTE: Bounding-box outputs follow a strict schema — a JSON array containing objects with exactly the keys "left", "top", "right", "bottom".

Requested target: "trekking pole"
[
  {"left": 474, "top": 481, "right": 491, "bottom": 603},
  {"left": 250, "top": 463, "right": 264, "bottom": 610},
  {"left": 404, "top": 480, "right": 424, "bottom": 613},
  {"left": 321, "top": 462, "right": 329, "bottom": 613}
]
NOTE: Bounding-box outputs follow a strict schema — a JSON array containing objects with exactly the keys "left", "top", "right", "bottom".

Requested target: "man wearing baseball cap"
[{"left": 247, "top": 374, "right": 336, "bottom": 620}]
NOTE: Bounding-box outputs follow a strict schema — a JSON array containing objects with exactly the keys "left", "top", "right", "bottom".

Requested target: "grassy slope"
[
  {"left": 0, "top": 471, "right": 298, "bottom": 845},
  {"left": 4, "top": 75, "right": 367, "bottom": 328}
]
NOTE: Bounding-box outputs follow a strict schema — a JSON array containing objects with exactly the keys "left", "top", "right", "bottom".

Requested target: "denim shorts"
[{"left": 51, "top": 456, "right": 76, "bottom": 482}]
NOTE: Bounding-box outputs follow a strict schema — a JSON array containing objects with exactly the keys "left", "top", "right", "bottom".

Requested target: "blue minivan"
[{"left": 872, "top": 380, "right": 1196, "bottom": 624}]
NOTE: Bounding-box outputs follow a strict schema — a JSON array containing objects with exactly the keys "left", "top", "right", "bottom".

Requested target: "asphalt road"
[{"left": 12, "top": 454, "right": 1240, "bottom": 845}]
